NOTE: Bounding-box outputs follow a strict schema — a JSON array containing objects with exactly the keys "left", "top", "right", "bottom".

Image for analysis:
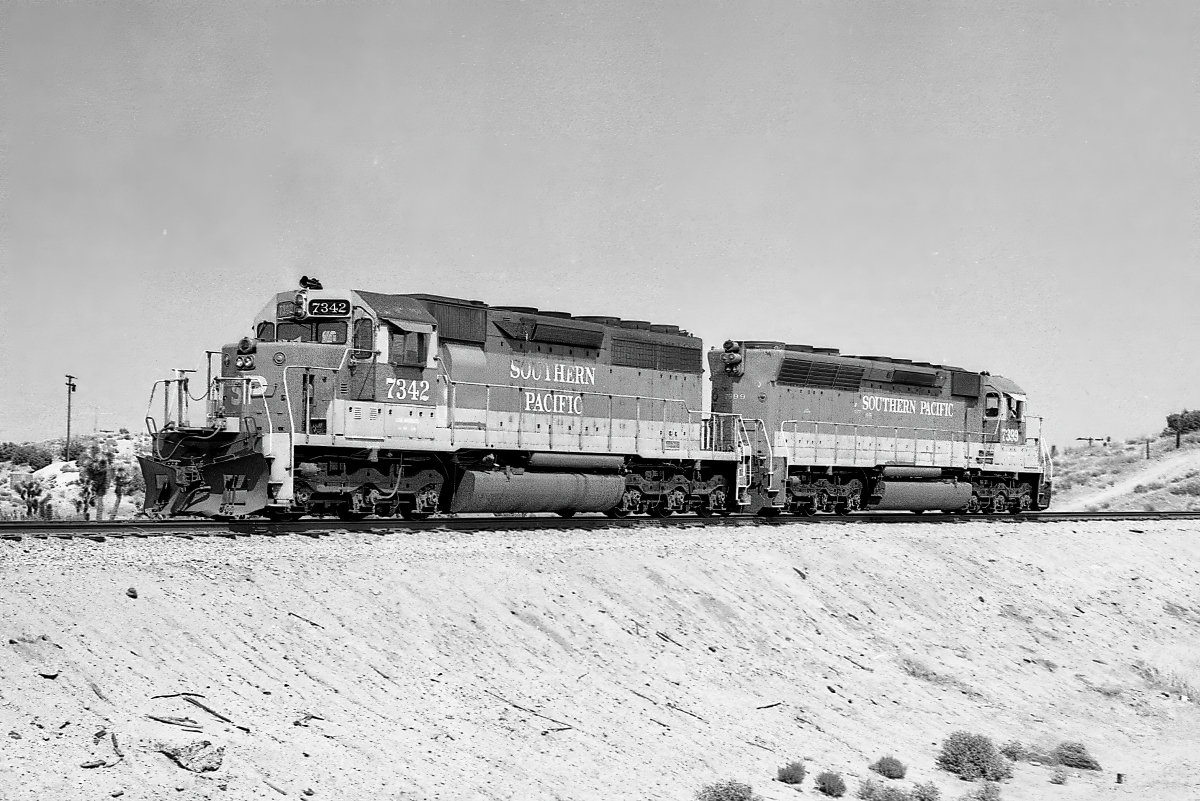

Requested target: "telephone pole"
[{"left": 64, "top": 375, "right": 77, "bottom": 461}]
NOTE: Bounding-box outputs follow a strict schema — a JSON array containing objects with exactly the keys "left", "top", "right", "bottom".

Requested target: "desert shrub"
[
  {"left": 870, "top": 756, "right": 907, "bottom": 779},
  {"left": 857, "top": 778, "right": 881, "bottom": 799},
  {"left": 998, "top": 741, "right": 1025, "bottom": 761},
  {"left": 777, "top": 761, "right": 806, "bottom": 785},
  {"left": 1133, "top": 484, "right": 1148, "bottom": 493},
  {"left": 1049, "top": 767, "right": 1067, "bottom": 785},
  {"left": 935, "top": 732, "right": 1012, "bottom": 781},
  {"left": 911, "top": 782, "right": 940, "bottom": 801},
  {"left": 875, "top": 786, "right": 912, "bottom": 801},
  {"left": 815, "top": 771, "right": 847, "bottom": 797},
  {"left": 1052, "top": 742, "right": 1100, "bottom": 770},
  {"left": 974, "top": 783, "right": 1001, "bottom": 801},
  {"left": 696, "top": 780, "right": 762, "bottom": 801}
]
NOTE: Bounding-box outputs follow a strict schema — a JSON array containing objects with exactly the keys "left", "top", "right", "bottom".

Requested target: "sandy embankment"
[{"left": 2, "top": 521, "right": 1198, "bottom": 801}]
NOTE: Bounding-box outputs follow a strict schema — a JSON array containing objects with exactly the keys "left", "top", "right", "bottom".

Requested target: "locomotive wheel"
[
  {"left": 648, "top": 505, "right": 672, "bottom": 518},
  {"left": 991, "top": 492, "right": 1008, "bottom": 514},
  {"left": 836, "top": 480, "right": 864, "bottom": 515},
  {"left": 400, "top": 507, "right": 430, "bottom": 520},
  {"left": 264, "top": 509, "right": 302, "bottom": 522},
  {"left": 795, "top": 503, "right": 816, "bottom": 517},
  {"left": 704, "top": 486, "right": 730, "bottom": 517},
  {"left": 605, "top": 507, "right": 629, "bottom": 518}
]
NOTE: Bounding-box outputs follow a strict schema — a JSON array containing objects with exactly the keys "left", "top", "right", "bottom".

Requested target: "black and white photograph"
[{"left": 1, "top": 2, "right": 1198, "bottom": 799}]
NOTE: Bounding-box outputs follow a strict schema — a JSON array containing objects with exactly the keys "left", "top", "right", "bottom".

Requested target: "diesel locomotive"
[{"left": 139, "top": 281, "right": 1051, "bottom": 519}]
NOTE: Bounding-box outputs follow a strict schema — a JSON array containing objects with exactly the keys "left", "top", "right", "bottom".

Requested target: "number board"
[{"left": 307, "top": 298, "right": 351, "bottom": 317}]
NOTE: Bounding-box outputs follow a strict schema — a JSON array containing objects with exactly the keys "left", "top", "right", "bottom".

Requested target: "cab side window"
[
  {"left": 256, "top": 321, "right": 276, "bottom": 341},
  {"left": 389, "top": 329, "right": 427, "bottom": 367},
  {"left": 985, "top": 393, "right": 1000, "bottom": 418},
  {"left": 352, "top": 319, "right": 375, "bottom": 356}
]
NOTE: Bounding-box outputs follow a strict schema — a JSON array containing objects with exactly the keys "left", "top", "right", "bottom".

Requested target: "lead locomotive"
[{"left": 139, "top": 281, "right": 1051, "bottom": 519}]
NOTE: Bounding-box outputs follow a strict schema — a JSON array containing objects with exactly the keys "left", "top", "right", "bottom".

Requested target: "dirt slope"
[
  {"left": 2, "top": 521, "right": 1198, "bottom": 801},
  {"left": 1056, "top": 447, "right": 1200, "bottom": 512}
]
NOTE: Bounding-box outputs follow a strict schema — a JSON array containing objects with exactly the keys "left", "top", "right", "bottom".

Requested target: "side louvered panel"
[
  {"left": 777, "top": 358, "right": 814, "bottom": 386},
  {"left": 778, "top": 359, "right": 864, "bottom": 391}
]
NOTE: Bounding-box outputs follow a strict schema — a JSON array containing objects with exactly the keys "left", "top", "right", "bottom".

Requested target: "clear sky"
[{"left": 1, "top": 1, "right": 1197, "bottom": 448}]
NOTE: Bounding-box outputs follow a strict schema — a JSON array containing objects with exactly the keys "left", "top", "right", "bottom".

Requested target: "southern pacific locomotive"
[{"left": 139, "top": 281, "right": 1052, "bottom": 519}]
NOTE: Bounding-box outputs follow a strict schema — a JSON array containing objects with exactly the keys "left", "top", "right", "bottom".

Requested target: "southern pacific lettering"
[{"left": 861, "top": 395, "right": 955, "bottom": 417}]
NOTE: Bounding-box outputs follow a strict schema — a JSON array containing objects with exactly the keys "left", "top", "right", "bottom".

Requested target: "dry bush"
[
  {"left": 1049, "top": 767, "right": 1067, "bottom": 785},
  {"left": 777, "top": 761, "right": 807, "bottom": 785},
  {"left": 936, "top": 732, "right": 1012, "bottom": 781},
  {"left": 974, "top": 782, "right": 1001, "bottom": 801},
  {"left": 870, "top": 756, "right": 907, "bottom": 779},
  {"left": 875, "top": 787, "right": 912, "bottom": 801},
  {"left": 696, "top": 780, "right": 763, "bottom": 801},
  {"left": 857, "top": 778, "right": 881, "bottom": 799},
  {"left": 998, "top": 741, "right": 1025, "bottom": 761},
  {"left": 1052, "top": 742, "right": 1100, "bottom": 771},
  {"left": 815, "top": 771, "right": 847, "bottom": 797},
  {"left": 911, "top": 781, "right": 940, "bottom": 801}
]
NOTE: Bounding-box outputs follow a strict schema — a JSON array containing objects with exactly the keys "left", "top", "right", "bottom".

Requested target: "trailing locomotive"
[
  {"left": 711, "top": 340, "right": 1052, "bottom": 514},
  {"left": 138, "top": 281, "right": 1050, "bottom": 519}
]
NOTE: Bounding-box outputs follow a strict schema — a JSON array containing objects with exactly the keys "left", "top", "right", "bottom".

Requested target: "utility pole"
[{"left": 64, "top": 375, "right": 77, "bottom": 461}]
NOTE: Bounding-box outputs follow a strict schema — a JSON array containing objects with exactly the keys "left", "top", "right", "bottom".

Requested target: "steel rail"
[{"left": 1, "top": 509, "right": 1198, "bottom": 541}]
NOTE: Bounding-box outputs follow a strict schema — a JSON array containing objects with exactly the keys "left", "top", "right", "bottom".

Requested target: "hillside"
[
  {"left": 1051, "top": 432, "right": 1200, "bottom": 512},
  {"left": 2, "top": 521, "right": 1198, "bottom": 800},
  {"left": 0, "top": 433, "right": 149, "bottom": 520}
]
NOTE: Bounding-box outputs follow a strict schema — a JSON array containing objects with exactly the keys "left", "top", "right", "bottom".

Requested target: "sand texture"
[{"left": 2, "top": 520, "right": 1198, "bottom": 800}]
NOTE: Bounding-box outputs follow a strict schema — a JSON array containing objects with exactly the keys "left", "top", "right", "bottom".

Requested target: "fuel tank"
[
  {"left": 139, "top": 451, "right": 270, "bottom": 517},
  {"left": 450, "top": 470, "right": 625, "bottom": 514},
  {"left": 869, "top": 479, "right": 972, "bottom": 511}
]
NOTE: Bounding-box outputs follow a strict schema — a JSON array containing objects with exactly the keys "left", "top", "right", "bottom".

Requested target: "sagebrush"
[
  {"left": 935, "top": 732, "right": 1012, "bottom": 781},
  {"left": 777, "top": 760, "right": 806, "bottom": 785},
  {"left": 815, "top": 771, "right": 847, "bottom": 797},
  {"left": 696, "top": 780, "right": 762, "bottom": 801},
  {"left": 1053, "top": 742, "right": 1100, "bottom": 771},
  {"left": 869, "top": 755, "right": 906, "bottom": 779},
  {"left": 911, "top": 781, "right": 940, "bottom": 801}
]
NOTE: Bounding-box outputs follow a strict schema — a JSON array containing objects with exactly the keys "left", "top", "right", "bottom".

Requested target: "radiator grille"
[
  {"left": 777, "top": 359, "right": 864, "bottom": 391},
  {"left": 611, "top": 339, "right": 702, "bottom": 373},
  {"left": 532, "top": 323, "right": 604, "bottom": 348}
]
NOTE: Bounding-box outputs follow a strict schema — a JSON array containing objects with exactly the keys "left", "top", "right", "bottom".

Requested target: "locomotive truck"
[{"left": 139, "top": 281, "right": 1051, "bottom": 519}]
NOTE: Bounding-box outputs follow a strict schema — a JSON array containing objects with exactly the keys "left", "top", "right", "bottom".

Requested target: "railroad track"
[{"left": 1, "top": 510, "right": 1198, "bottom": 541}]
